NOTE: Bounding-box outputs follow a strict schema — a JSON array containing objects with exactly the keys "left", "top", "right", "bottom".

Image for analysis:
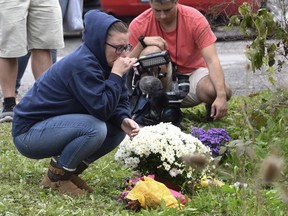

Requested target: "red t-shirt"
[{"left": 129, "top": 4, "right": 217, "bottom": 73}]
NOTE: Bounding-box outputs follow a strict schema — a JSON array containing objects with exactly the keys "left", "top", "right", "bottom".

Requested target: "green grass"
[{"left": 1, "top": 88, "right": 288, "bottom": 215}]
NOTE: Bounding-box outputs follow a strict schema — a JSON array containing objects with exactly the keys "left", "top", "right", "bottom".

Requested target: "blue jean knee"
[{"left": 13, "top": 114, "right": 124, "bottom": 169}]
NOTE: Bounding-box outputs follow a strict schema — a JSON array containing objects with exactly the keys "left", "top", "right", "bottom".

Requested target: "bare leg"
[
  {"left": 31, "top": 49, "right": 52, "bottom": 79},
  {"left": 0, "top": 58, "right": 17, "bottom": 98},
  {"left": 196, "top": 76, "right": 232, "bottom": 104}
]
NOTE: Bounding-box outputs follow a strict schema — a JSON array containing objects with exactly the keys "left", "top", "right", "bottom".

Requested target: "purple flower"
[
  {"left": 190, "top": 127, "right": 230, "bottom": 157},
  {"left": 118, "top": 191, "right": 130, "bottom": 202}
]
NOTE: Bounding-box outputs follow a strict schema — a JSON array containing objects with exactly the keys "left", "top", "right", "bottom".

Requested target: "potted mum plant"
[
  {"left": 115, "top": 123, "right": 212, "bottom": 190},
  {"left": 190, "top": 127, "right": 230, "bottom": 158}
]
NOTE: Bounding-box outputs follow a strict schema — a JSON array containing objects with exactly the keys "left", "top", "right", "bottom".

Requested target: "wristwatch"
[{"left": 138, "top": 35, "right": 147, "bottom": 48}]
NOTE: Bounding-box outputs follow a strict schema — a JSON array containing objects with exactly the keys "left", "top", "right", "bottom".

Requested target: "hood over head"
[{"left": 82, "top": 10, "right": 120, "bottom": 69}]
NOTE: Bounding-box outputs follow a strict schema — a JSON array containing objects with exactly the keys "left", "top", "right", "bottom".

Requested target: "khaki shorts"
[
  {"left": 180, "top": 67, "right": 209, "bottom": 107},
  {"left": 0, "top": 0, "right": 64, "bottom": 58}
]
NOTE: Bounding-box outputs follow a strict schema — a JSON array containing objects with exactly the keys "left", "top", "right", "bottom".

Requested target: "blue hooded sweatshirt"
[{"left": 12, "top": 10, "right": 131, "bottom": 137}]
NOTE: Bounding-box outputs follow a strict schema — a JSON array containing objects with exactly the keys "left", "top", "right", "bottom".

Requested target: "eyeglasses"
[{"left": 105, "top": 42, "right": 132, "bottom": 54}]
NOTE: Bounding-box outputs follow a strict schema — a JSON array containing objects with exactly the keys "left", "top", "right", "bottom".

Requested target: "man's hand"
[
  {"left": 144, "top": 36, "right": 168, "bottom": 51},
  {"left": 210, "top": 96, "right": 228, "bottom": 120},
  {"left": 121, "top": 118, "right": 140, "bottom": 140}
]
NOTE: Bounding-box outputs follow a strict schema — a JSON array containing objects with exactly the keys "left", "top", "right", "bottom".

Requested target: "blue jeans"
[{"left": 13, "top": 114, "right": 126, "bottom": 169}]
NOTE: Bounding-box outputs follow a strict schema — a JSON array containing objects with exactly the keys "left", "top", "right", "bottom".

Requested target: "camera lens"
[{"left": 177, "top": 75, "right": 190, "bottom": 96}]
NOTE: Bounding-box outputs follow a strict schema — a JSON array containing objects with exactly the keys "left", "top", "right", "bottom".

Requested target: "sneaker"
[{"left": 0, "top": 104, "right": 15, "bottom": 123}]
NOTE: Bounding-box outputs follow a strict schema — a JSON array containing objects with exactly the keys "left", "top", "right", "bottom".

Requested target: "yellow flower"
[{"left": 199, "top": 175, "right": 224, "bottom": 187}]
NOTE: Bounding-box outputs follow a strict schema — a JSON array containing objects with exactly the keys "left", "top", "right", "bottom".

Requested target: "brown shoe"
[
  {"left": 41, "top": 175, "right": 85, "bottom": 197},
  {"left": 70, "top": 175, "right": 94, "bottom": 193},
  {"left": 71, "top": 161, "right": 94, "bottom": 193}
]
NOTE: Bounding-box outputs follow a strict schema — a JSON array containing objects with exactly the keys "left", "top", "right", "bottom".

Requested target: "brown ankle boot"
[
  {"left": 71, "top": 162, "right": 94, "bottom": 193},
  {"left": 41, "top": 160, "right": 85, "bottom": 197}
]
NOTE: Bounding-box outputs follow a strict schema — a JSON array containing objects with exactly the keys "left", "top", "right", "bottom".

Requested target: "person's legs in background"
[
  {"left": 27, "top": 0, "right": 63, "bottom": 80},
  {"left": 0, "top": 0, "right": 63, "bottom": 122},
  {"left": 15, "top": 0, "right": 66, "bottom": 95},
  {"left": 59, "top": 0, "right": 68, "bottom": 17},
  {"left": 16, "top": 50, "right": 57, "bottom": 98},
  {"left": 0, "top": 58, "right": 18, "bottom": 123},
  {"left": 0, "top": 0, "right": 29, "bottom": 123},
  {"left": 51, "top": 49, "right": 57, "bottom": 63},
  {"left": 15, "top": 52, "right": 31, "bottom": 97},
  {"left": 30, "top": 49, "right": 52, "bottom": 79}
]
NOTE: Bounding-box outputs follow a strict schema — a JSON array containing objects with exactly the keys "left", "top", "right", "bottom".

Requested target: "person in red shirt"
[{"left": 128, "top": 0, "right": 232, "bottom": 121}]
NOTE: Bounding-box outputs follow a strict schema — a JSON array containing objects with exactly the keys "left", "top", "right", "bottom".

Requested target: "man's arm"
[
  {"left": 128, "top": 17, "right": 168, "bottom": 58},
  {"left": 201, "top": 43, "right": 229, "bottom": 119},
  {"left": 128, "top": 36, "right": 168, "bottom": 58}
]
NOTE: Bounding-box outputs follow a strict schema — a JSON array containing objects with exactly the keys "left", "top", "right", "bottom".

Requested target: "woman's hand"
[
  {"left": 112, "top": 57, "right": 138, "bottom": 77},
  {"left": 121, "top": 118, "right": 140, "bottom": 140}
]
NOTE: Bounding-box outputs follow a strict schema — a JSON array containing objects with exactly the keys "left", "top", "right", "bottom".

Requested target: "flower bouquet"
[
  {"left": 115, "top": 123, "right": 212, "bottom": 189},
  {"left": 190, "top": 127, "right": 230, "bottom": 157}
]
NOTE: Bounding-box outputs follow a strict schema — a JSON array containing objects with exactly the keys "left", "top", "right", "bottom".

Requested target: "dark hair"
[
  {"left": 107, "top": 21, "right": 128, "bottom": 38},
  {"left": 149, "top": 0, "right": 177, "bottom": 3}
]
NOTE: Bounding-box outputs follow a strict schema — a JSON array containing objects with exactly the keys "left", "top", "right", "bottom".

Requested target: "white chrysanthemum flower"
[
  {"left": 169, "top": 168, "right": 180, "bottom": 177},
  {"left": 186, "top": 170, "right": 192, "bottom": 179},
  {"left": 163, "top": 162, "right": 171, "bottom": 171},
  {"left": 124, "top": 157, "right": 140, "bottom": 169},
  {"left": 166, "top": 155, "right": 175, "bottom": 165},
  {"left": 115, "top": 122, "right": 212, "bottom": 183}
]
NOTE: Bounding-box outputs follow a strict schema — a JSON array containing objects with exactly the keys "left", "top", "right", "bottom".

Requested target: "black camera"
[
  {"left": 136, "top": 50, "right": 190, "bottom": 102},
  {"left": 137, "top": 50, "right": 171, "bottom": 70},
  {"left": 129, "top": 50, "right": 190, "bottom": 126},
  {"left": 166, "top": 74, "right": 190, "bottom": 102}
]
